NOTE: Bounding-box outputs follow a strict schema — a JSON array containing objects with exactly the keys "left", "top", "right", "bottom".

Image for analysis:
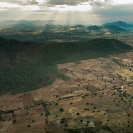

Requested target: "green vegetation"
[
  {"left": 27, "top": 125, "right": 30, "bottom": 128},
  {"left": 0, "top": 37, "right": 132, "bottom": 94},
  {"left": 116, "top": 74, "right": 122, "bottom": 78},
  {"left": 101, "top": 125, "right": 112, "bottom": 132},
  {"left": 94, "top": 121, "right": 102, "bottom": 132},
  {"left": 112, "top": 59, "right": 126, "bottom": 67},
  {"left": 65, "top": 122, "right": 103, "bottom": 133},
  {"left": 12, "top": 119, "right": 16, "bottom": 124},
  {"left": 0, "top": 62, "right": 55, "bottom": 94},
  {"left": 60, "top": 108, "right": 64, "bottom": 112},
  {"left": 103, "top": 25, "right": 126, "bottom": 33},
  {"left": 0, "top": 116, "right": 2, "bottom": 121},
  {"left": 87, "top": 25, "right": 101, "bottom": 30}
]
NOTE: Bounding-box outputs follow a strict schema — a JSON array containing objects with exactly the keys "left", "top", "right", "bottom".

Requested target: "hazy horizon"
[
  {"left": 0, "top": 20, "right": 133, "bottom": 26},
  {"left": 0, "top": 0, "right": 133, "bottom": 25}
]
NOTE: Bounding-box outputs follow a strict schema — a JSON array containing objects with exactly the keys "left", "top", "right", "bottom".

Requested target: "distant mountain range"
[
  {"left": 70, "top": 25, "right": 85, "bottom": 29},
  {"left": 87, "top": 25, "right": 101, "bottom": 30},
  {"left": 103, "top": 25, "right": 126, "bottom": 32},
  {"left": 0, "top": 20, "right": 57, "bottom": 26},
  {"left": 0, "top": 20, "right": 132, "bottom": 27},
  {"left": 0, "top": 20, "right": 132, "bottom": 43},
  {"left": 104, "top": 21, "right": 133, "bottom": 28}
]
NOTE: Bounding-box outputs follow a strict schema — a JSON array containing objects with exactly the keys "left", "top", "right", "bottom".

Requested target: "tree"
[
  {"left": 60, "top": 118, "right": 66, "bottom": 124},
  {"left": 60, "top": 108, "right": 64, "bottom": 112},
  {"left": 12, "top": 119, "right": 16, "bottom": 124},
  {"left": 0, "top": 116, "right": 2, "bottom": 121},
  {"left": 80, "top": 120, "right": 83, "bottom": 123},
  {"left": 76, "top": 113, "right": 80, "bottom": 115},
  {"left": 27, "top": 125, "right": 30, "bottom": 127},
  {"left": 94, "top": 107, "right": 97, "bottom": 109}
]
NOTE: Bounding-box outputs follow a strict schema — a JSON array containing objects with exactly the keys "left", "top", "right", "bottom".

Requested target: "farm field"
[{"left": 1, "top": 51, "right": 133, "bottom": 133}]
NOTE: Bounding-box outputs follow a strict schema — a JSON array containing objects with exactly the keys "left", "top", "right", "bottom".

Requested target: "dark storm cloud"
[
  {"left": 29, "top": 0, "right": 39, "bottom": 4},
  {"left": 46, "top": 0, "right": 111, "bottom": 6},
  {"left": 94, "top": 4, "right": 133, "bottom": 16},
  {"left": 0, "top": 0, "right": 39, "bottom": 5},
  {"left": 46, "top": 0, "right": 88, "bottom": 6},
  {"left": 0, "top": 0, "right": 114, "bottom": 7}
]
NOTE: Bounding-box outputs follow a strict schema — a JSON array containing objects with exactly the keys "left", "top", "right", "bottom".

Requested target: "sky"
[{"left": 0, "top": 0, "right": 133, "bottom": 25}]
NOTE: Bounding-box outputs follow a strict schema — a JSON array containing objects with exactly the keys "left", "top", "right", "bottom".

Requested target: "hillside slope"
[
  {"left": 0, "top": 37, "right": 132, "bottom": 94},
  {"left": 104, "top": 21, "right": 133, "bottom": 28},
  {"left": 87, "top": 25, "right": 101, "bottom": 30},
  {"left": 103, "top": 25, "right": 126, "bottom": 33}
]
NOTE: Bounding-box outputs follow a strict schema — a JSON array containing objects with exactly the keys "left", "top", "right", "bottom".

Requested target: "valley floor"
[{"left": 1, "top": 51, "right": 133, "bottom": 133}]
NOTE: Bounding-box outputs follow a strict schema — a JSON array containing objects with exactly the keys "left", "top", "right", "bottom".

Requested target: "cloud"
[
  {"left": 0, "top": 0, "right": 133, "bottom": 23},
  {"left": 0, "top": 2, "right": 20, "bottom": 9},
  {"left": 47, "top": 0, "right": 116, "bottom": 7},
  {"left": 49, "top": 4, "right": 92, "bottom": 12},
  {"left": 17, "top": 0, "right": 39, "bottom": 5},
  {"left": 46, "top": 0, "right": 87, "bottom": 6},
  {"left": 1, "top": 0, "right": 133, "bottom": 8}
]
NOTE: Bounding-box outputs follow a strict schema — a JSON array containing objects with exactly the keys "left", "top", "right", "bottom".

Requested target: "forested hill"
[{"left": 0, "top": 37, "right": 132, "bottom": 94}]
